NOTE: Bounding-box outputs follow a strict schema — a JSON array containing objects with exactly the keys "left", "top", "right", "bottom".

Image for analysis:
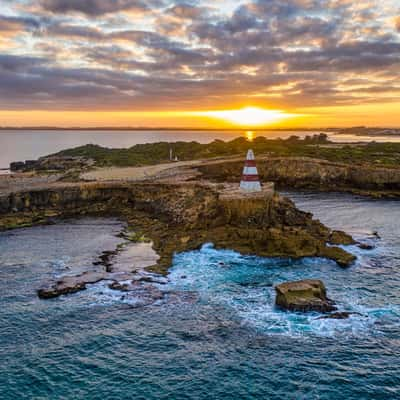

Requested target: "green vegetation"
[
  {"left": 119, "top": 227, "right": 152, "bottom": 243},
  {"left": 52, "top": 134, "right": 400, "bottom": 169}
]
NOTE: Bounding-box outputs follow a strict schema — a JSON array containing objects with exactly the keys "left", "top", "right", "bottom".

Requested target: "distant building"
[{"left": 240, "top": 149, "right": 262, "bottom": 192}]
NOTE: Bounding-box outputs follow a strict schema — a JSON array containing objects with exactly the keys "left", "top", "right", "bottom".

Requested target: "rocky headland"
[
  {"left": 9, "top": 137, "right": 400, "bottom": 199},
  {"left": 6, "top": 136, "right": 383, "bottom": 300},
  {"left": 0, "top": 178, "right": 356, "bottom": 298}
]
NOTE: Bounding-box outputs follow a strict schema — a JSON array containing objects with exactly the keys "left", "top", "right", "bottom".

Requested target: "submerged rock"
[
  {"left": 38, "top": 271, "right": 106, "bottom": 299},
  {"left": 275, "top": 279, "right": 337, "bottom": 313},
  {"left": 108, "top": 281, "right": 131, "bottom": 292},
  {"left": 317, "top": 311, "right": 363, "bottom": 320},
  {"left": 115, "top": 281, "right": 165, "bottom": 307},
  {"left": 358, "top": 242, "right": 375, "bottom": 250}
]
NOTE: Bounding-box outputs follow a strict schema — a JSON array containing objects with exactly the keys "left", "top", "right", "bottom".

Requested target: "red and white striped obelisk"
[{"left": 240, "top": 149, "right": 262, "bottom": 192}]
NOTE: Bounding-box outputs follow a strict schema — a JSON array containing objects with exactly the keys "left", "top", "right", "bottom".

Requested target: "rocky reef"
[
  {"left": 0, "top": 182, "right": 356, "bottom": 278},
  {"left": 275, "top": 279, "right": 337, "bottom": 313}
]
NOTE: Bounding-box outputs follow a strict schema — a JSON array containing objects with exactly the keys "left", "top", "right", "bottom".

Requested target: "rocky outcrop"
[
  {"left": 329, "top": 230, "right": 356, "bottom": 246},
  {"left": 275, "top": 279, "right": 337, "bottom": 312},
  {"left": 197, "top": 157, "right": 400, "bottom": 197},
  {"left": 0, "top": 181, "right": 356, "bottom": 274},
  {"left": 10, "top": 156, "right": 94, "bottom": 172}
]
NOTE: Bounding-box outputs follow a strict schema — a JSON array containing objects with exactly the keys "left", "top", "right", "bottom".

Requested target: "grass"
[{"left": 51, "top": 134, "right": 400, "bottom": 169}]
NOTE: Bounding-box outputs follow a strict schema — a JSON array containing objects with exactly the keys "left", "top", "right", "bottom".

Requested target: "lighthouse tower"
[{"left": 240, "top": 149, "right": 262, "bottom": 192}]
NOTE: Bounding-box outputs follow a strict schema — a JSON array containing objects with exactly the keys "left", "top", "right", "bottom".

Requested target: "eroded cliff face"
[
  {"left": 0, "top": 182, "right": 355, "bottom": 272},
  {"left": 198, "top": 157, "right": 400, "bottom": 197}
]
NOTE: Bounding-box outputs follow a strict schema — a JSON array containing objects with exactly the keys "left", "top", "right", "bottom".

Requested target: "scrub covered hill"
[{"left": 51, "top": 134, "right": 400, "bottom": 169}]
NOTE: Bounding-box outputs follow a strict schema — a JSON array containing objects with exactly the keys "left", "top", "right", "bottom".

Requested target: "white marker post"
[{"left": 240, "top": 149, "right": 262, "bottom": 192}]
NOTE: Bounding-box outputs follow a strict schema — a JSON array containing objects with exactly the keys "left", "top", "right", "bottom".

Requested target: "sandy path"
[
  {"left": 81, "top": 160, "right": 201, "bottom": 182},
  {"left": 80, "top": 155, "right": 251, "bottom": 183}
]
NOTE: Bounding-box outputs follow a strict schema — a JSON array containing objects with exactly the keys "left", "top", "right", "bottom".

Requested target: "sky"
[{"left": 0, "top": 0, "right": 399, "bottom": 128}]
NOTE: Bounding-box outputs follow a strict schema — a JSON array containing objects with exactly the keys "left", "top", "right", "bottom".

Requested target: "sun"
[{"left": 197, "top": 106, "right": 294, "bottom": 126}]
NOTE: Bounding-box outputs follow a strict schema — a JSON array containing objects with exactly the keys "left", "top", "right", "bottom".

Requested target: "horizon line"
[{"left": 1, "top": 126, "right": 398, "bottom": 132}]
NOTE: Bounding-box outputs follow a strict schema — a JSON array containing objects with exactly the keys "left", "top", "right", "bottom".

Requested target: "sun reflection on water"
[{"left": 246, "top": 131, "right": 254, "bottom": 142}]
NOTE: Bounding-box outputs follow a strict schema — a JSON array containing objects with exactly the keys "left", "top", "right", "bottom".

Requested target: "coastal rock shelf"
[
  {"left": 0, "top": 181, "right": 356, "bottom": 282},
  {"left": 198, "top": 157, "right": 400, "bottom": 198},
  {"left": 37, "top": 240, "right": 163, "bottom": 299}
]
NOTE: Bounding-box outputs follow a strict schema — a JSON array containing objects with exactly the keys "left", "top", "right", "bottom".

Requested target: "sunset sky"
[{"left": 0, "top": 0, "right": 400, "bottom": 128}]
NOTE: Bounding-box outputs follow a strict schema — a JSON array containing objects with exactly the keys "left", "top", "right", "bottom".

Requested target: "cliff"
[
  {"left": 0, "top": 182, "right": 355, "bottom": 273},
  {"left": 197, "top": 157, "right": 400, "bottom": 198}
]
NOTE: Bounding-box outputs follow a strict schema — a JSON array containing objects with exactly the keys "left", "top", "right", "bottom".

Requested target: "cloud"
[
  {"left": 0, "top": 54, "right": 44, "bottom": 71},
  {"left": 167, "top": 3, "right": 208, "bottom": 19},
  {"left": 395, "top": 16, "right": 400, "bottom": 32},
  {"left": 38, "top": 0, "right": 160, "bottom": 16},
  {"left": 0, "top": 0, "right": 399, "bottom": 111},
  {"left": 45, "top": 23, "right": 105, "bottom": 40},
  {"left": 0, "top": 15, "right": 40, "bottom": 32},
  {"left": 0, "top": 14, "right": 40, "bottom": 46}
]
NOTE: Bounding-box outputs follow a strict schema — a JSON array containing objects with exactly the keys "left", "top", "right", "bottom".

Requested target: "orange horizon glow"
[
  {"left": 194, "top": 107, "right": 300, "bottom": 127},
  {"left": 0, "top": 102, "right": 400, "bottom": 129}
]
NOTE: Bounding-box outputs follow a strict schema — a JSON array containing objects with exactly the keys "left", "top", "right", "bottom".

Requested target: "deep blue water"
[{"left": 0, "top": 193, "right": 399, "bottom": 399}]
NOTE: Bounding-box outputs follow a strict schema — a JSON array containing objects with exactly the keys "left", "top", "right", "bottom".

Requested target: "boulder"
[{"left": 275, "top": 279, "right": 337, "bottom": 313}]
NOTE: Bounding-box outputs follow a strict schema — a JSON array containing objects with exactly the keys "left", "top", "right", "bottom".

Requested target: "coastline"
[
  {"left": 0, "top": 178, "right": 356, "bottom": 297},
  {"left": 4, "top": 136, "right": 399, "bottom": 299}
]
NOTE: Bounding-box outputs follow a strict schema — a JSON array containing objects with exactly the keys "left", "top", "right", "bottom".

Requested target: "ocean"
[
  {"left": 1, "top": 129, "right": 400, "bottom": 171},
  {"left": 0, "top": 192, "right": 399, "bottom": 399}
]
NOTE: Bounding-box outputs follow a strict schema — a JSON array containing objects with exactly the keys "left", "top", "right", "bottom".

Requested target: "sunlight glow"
[
  {"left": 197, "top": 107, "right": 295, "bottom": 126},
  {"left": 246, "top": 131, "right": 254, "bottom": 141}
]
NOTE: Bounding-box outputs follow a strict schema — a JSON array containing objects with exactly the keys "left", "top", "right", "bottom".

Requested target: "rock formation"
[
  {"left": 10, "top": 156, "right": 94, "bottom": 172},
  {"left": 275, "top": 279, "right": 337, "bottom": 313},
  {"left": 0, "top": 182, "right": 356, "bottom": 275},
  {"left": 197, "top": 157, "right": 400, "bottom": 198}
]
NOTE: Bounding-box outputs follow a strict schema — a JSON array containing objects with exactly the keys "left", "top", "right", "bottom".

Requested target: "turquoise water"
[{"left": 0, "top": 193, "right": 399, "bottom": 399}]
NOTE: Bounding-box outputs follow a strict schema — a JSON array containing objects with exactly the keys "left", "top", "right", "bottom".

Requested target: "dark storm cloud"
[{"left": 1, "top": 0, "right": 400, "bottom": 110}]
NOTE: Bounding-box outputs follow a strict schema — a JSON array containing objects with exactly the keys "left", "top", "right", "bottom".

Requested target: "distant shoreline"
[
  {"left": 0, "top": 127, "right": 399, "bottom": 133},
  {"left": 0, "top": 127, "right": 335, "bottom": 131}
]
